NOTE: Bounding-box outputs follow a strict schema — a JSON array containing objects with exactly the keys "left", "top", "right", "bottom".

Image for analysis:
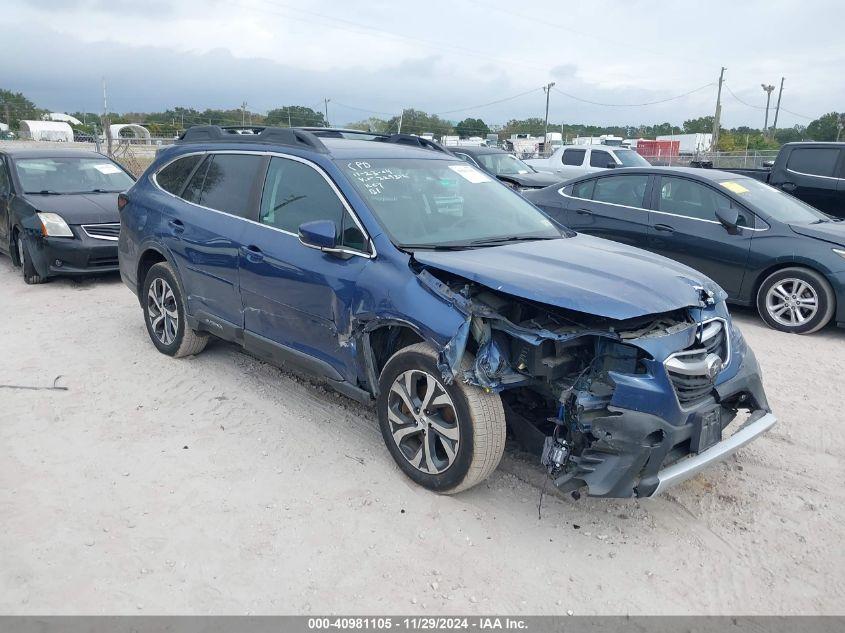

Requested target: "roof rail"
[
  {"left": 293, "top": 127, "right": 453, "bottom": 155},
  {"left": 176, "top": 125, "right": 328, "bottom": 153}
]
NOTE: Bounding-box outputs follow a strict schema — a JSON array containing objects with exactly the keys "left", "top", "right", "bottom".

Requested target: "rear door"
[
  {"left": 647, "top": 175, "right": 754, "bottom": 297},
  {"left": 0, "top": 155, "right": 10, "bottom": 250},
  {"left": 160, "top": 151, "right": 265, "bottom": 329},
  {"left": 776, "top": 146, "right": 842, "bottom": 214},
  {"left": 238, "top": 155, "right": 372, "bottom": 380},
  {"left": 563, "top": 173, "right": 653, "bottom": 249},
  {"left": 557, "top": 148, "right": 587, "bottom": 179}
]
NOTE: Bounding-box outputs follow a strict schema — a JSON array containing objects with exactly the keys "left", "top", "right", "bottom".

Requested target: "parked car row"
[{"left": 8, "top": 127, "right": 844, "bottom": 502}]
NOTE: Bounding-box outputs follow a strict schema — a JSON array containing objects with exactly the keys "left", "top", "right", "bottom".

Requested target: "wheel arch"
[{"left": 135, "top": 245, "right": 173, "bottom": 300}]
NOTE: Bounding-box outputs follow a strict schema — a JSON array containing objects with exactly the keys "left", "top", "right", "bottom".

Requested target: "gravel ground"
[{"left": 1, "top": 256, "right": 843, "bottom": 615}]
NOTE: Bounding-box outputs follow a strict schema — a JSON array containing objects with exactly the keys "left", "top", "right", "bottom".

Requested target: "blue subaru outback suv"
[{"left": 118, "top": 126, "right": 776, "bottom": 498}]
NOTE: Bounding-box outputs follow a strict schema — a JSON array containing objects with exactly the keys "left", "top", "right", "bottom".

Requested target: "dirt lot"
[{"left": 1, "top": 256, "right": 843, "bottom": 615}]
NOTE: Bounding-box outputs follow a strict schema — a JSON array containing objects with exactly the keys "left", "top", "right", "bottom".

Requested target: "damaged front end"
[{"left": 416, "top": 266, "right": 775, "bottom": 499}]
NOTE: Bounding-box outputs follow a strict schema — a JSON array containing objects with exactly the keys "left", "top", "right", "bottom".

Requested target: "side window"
[
  {"left": 589, "top": 150, "right": 614, "bottom": 168},
  {"left": 658, "top": 176, "right": 733, "bottom": 221},
  {"left": 181, "top": 156, "right": 210, "bottom": 204},
  {"left": 561, "top": 149, "right": 585, "bottom": 166},
  {"left": 260, "top": 157, "right": 367, "bottom": 251},
  {"left": 156, "top": 154, "right": 202, "bottom": 195},
  {"left": 592, "top": 175, "right": 648, "bottom": 208},
  {"left": 572, "top": 179, "right": 595, "bottom": 199},
  {"left": 787, "top": 148, "right": 840, "bottom": 177},
  {"left": 194, "top": 154, "right": 263, "bottom": 218}
]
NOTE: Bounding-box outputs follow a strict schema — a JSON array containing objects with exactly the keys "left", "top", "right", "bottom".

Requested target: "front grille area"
[
  {"left": 88, "top": 255, "right": 119, "bottom": 267},
  {"left": 82, "top": 223, "right": 120, "bottom": 240},
  {"left": 665, "top": 320, "right": 729, "bottom": 407}
]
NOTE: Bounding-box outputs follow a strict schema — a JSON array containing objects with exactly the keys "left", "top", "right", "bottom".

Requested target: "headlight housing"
[{"left": 37, "top": 212, "right": 74, "bottom": 238}]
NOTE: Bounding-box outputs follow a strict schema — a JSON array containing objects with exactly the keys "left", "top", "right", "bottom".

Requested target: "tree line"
[{"left": 2, "top": 87, "right": 842, "bottom": 148}]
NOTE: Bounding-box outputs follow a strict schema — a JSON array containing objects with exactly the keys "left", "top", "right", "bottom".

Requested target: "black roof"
[
  {"left": 0, "top": 148, "right": 108, "bottom": 159},
  {"left": 175, "top": 125, "right": 453, "bottom": 157},
  {"left": 447, "top": 145, "right": 504, "bottom": 156},
  {"left": 566, "top": 165, "right": 752, "bottom": 182}
]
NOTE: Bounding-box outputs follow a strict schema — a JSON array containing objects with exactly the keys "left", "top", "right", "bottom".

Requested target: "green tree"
[
  {"left": 265, "top": 106, "right": 327, "bottom": 127},
  {"left": 774, "top": 125, "right": 807, "bottom": 144},
  {"left": 682, "top": 116, "right": 715, "bottom": 134},
  {"left": 0, "top": 88, "right": 46, "bottom": 130},
  {"left": 385, "top": 109, "right": 453, "bottom": 136},
  {"left": 347, "top": 117, "right": 390, "bottom": 133},
  {"left": 806, "top": 112, "right": 841, "bottom": 141},
  {"left": 454, "top": 117, "right": 489, "bottom": 138}
]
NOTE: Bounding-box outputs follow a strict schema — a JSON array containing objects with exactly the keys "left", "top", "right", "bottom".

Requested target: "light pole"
[{"left": 761, "top": 84, "right": 775, "bottom": 136}]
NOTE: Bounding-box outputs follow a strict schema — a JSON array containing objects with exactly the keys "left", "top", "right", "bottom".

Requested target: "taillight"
[{"left": 117, "top": 193, "right": 129, "bottom": 211}]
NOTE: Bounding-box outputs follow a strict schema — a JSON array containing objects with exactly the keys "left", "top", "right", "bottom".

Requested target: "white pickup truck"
[{"left": 525, "top": 145, "right": 651, "bottom": 180}]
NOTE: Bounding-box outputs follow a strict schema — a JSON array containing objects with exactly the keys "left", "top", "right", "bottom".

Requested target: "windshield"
[
  {"left": 15, "top": 157, "right": 134, "bottom": 194},
  {"left": 716, "top": 178, "right": 831, "bottom": 223},
  {"left": 475, "top": 152, "right": 532, "bottom": 176},
  {"left": 613, "top": 149, "right": 650, "bottom": 167},
  {"left": 338, "top": 158, "right": 562, "bottom": 248}
]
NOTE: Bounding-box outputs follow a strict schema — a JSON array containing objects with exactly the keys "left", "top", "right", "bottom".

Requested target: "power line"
[
  {"left": 433, "top": 87, "right": 544, "bottom": 115},
  {"left": 552, "top": 82, "right": 715, "bottom": 107},
  {"left": 724, "top": 82, "right": 814, "bottom": 120}
]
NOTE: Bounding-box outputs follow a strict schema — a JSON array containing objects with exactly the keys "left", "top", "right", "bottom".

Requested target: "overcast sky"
[{"left": 2, "top": 0, "right": 842, "bottom": 129}]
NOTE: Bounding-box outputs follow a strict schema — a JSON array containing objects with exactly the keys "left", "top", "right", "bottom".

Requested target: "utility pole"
[
  {"left": 772, "top": 77, "right": 785, "bottom": 133},
  {"left": 712, "top": 67, "right": 726, "bottom": 151},
  {"left": 241, "top": 101, "right": 248, "bottom": 126},
  {"left": 102, "top": 77, "right": 112, "bottom": 156},
  {"left": 398, "top": 108, "right": 404, "bottom": 134},
  {"left": 761, "top": 83, "right": 775, "bottom": 136},
  {"left": 323, "top": 98, "right": 331, "bottom": 127},
  {"left": 542, "top": 82, "right": 555, "bottom": 156}
]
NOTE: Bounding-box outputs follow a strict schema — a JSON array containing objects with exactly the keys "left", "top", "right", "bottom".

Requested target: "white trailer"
[{"left": 656, "top": 132, "right": 712, "bottom": 154}]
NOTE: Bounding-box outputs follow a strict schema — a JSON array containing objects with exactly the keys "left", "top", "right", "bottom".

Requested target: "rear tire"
[
  {"left": 16, "top": 232, "right": 46, "bottom": 285},
  {"left": 756, "top": 267, "right": 835, "bottom": 334},
  {"left": 377, "top": 343, "right": 506, "bottom": 494},
  {"left": 142, "top": 262, "right": 208, "bottom": 357}
]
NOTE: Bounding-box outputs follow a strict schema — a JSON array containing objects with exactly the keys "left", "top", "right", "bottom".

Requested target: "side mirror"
[
  {"left": 715, "top": 206, "right": 740, "bottom": 233},
  {"left": 298, "top": 219, "right": 338, "bottom": 251},
  {"left": 606, "top": 162, "right": 617, "bottom": 169}
]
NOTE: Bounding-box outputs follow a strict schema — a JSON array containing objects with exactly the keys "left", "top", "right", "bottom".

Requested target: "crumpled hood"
[
  {"left": 413, "top": 234, "right": 723, "bottom": 320},
  {"left": 500, "top": 171, "right": 563, "bottom": 188},
  {"left": 22, "top": 193, "right": 120, "bottom": 225},
  {"left": 789, "top": 221, "right": 845, "bottom": 247}
]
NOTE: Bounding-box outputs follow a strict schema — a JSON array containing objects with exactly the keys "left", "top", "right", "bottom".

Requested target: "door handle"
[
  {"left": 575, "top": 207, "right": 592, "bottom": 215},
  {"left": 167, "top": 219, "right": 184, "bottom": 235},
  {"left": 654, "top": 223, "right": 675, "bottom": 233},
  {"left": 781, "top": 182, "right": 797, "bottom": 192},
  {"left": 241, "top": 244, "right": 265, "bottom": 263}
]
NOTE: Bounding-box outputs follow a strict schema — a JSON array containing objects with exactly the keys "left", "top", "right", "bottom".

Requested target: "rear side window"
[
  {"left": 561, "top": 149, "right": 585, "bottom": 166},
  {"left": 156, "top": 154, "right": 202, "bottom": 195},
  {"left": 571, "top": 179, "right": 595, "bottom": 199},
  {"left": 185, "top": 153, "right": 263, "bottom": 218},
  {"left": 592, "top": 175, "right": 648, "bottom": 208},
  {"left": 590, "top": 150, "right": 614, "bottom": 168},
  {"left": 787, "top": 148, "right": 839, "bottom": 177},
  {"left": 260, "top": 157, "right": 367, "bottom": 251}
]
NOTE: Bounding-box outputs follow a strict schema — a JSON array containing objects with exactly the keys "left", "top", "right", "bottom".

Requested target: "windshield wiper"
[
  {"left": 468, "top": 235, "right": 560, "bottom": 246},
  {"left": 25, "top": 190, "right": 62, "bottom": 195},
  {"left": 81, "top": 188, "right": 123, "bottom": 194},
  {"left": 400, "top": 243, "right": 475, "bottom": 251}
]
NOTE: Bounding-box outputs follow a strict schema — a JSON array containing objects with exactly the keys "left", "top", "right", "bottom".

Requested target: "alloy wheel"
[
  {"left": 147, "top": 277, "right": 179, "bottom": 345},
  {"left": 765, "top": 278, "right": 818, "bottom": 327},
  {"left": 386, "top": 369, "right": 460, "bottom": 474}
]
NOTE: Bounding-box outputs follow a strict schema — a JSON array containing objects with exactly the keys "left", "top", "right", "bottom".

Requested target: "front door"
[
  {"left": 238, "top": 155, "right": 372, "bottom": 381},
  {"left": 647, "top": 175, "right": 754, "bottom": 297},
  {"left": 0, "top": 156, "right": 11, "bottom": 250}
]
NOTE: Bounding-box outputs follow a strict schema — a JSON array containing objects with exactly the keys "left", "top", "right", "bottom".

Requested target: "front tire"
[
  {"left": 16, "top": 232, "right": 46, "bottom": 285},
  {"left": 756, "top": 267, "right": 835, "bottom": 334},
  {"left": 377, "top": 343, "right": 506, "bottom": 494},
  {"left": 142, "top": 262, "right": 208, "bottom": 357}
]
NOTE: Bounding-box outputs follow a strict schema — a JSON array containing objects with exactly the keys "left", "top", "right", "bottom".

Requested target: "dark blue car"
[{"left": 118, "top": 126, "right": 776, "bottom": 499}]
